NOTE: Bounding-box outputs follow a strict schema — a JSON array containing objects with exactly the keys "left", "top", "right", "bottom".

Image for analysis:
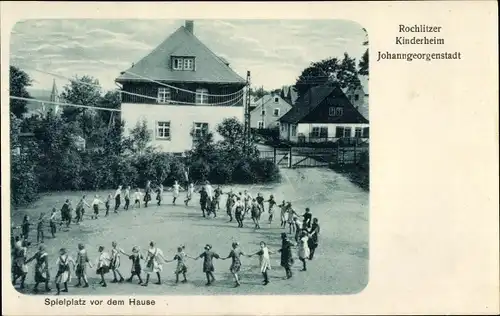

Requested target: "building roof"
[
  {"left": 280, "top": 85, "right": 298, "bottom": 105},
  {"left": 249, "top": 94, "right": 290, "bottom": 114},
  {"left": 116, "top": 24, "right": 245, "bottom": 85},
  {"left": 279, "top": 84, "right": 368, "bottom": 124}
]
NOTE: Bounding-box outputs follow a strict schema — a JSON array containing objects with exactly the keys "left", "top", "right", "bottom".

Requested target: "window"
[
  {"left": 281, "top": 124, "right": 285, "bottom": 132},
  {"left": 329, "top": 107, "right": 344, "bottom": 117},
  {"left": 261, "top": 109, "right": 266, "bottom": 116},
  {"left": 273, "top": 108, "right": 280, "bottom": 117},
  {"left": 335, "top": 126, "right": 344, "bottom": 138},
  {"left": 363, "top": 127, "right": 369, "bottom": 138},
  {"left": 354, "top": 94, "right": 360, "bottom": 101},
  {"left": 172, "top": 57, "right": 195, "bottom": 71},
  {"left": 355, "top": 127, "right": 362, "bottom": 138},
  {"left": 274, "top": 97, "right": 279, "bottom": 103},
  {"left": 196, "top": 88, "right": 209, "bottom": 104},
  {"left": 291, "top": 125, "right": 297, "bottom": 137},
  {"left": 258, "top": 121, "right": 264, "bottom": 129},
  {"left": 156, "top": 121, "right": 171, "bottom": 140},
  {"left": 193, "top": 122, "right": 209, "bottom": 138},
  {"left": 343, "top": 127, "right": 352, "bottom": 138},
  {"left": 311, "top": 126, "right": 328, "bottom": 138},
  {"left": 157, "top": 87, "right": 171, "bottom": 103}
]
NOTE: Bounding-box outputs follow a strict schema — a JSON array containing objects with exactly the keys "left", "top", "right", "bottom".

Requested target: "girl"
[
  {"left": 278, "top": 233, "right": 295, "bottom": 279},
  {"left": 196, "top": 244, "right": 221, "bottom": 286},
  {"left": 256, "top": 193, "right": 265, "bottom": 213},
  {"left": 123, "top": 186, "right": 131, "bottom": 210},
  {"left": 302, "top": 208, "right": 312, "bottom": 229},
  {"left": 199, "top": 186, "right": 208, "bottom": 217},
  {"left": 297, "top": 231, "right": 310, "bottom": 271},
  {"left": 165, "top": 246, "right": 191, "bottom": 284},
  {"left": 96, "top": 246, "right": 111, "bottom": 287},
  {"left": 144, "top": 180, "right": 152, "bottom": 208},
  {"left": 279, "top": 201, "right": 287, "bottom": 228},
  {"left": 36, "top": 213, "right": 45, "bottom": 244},
  {"left": 120, "top": 246, "right": 144, "bottom": 284},
  {"left": 171, "top": 181, "right": 183, "bottom": 205},
  {"left": 287, "top": 203, "right": 298, "bottom": 234},
  {"left": 234, "top": 197, "right": 244, "bottom": 228},
  {"left": 75, "top": 243, "right": 92, "bottom": 288},
  {"left": 267, "top": 195, "right": 277, "bottom": 225},
  {"left": 49, "top": 208, "right": 58, "bottom": 238},
  {"left": 21, "top": 215, "right": 31, "bottom": 241},
  {"left": 293, "top": 216, "right": 303, "bottom": 243},
  {"left": 222, "top": 242, "right": 246, "bottom": 287},
  {"left": 110, "top": 241, "right": 125, "bottom": 283},
  {"left": 75, "top": 195, "right": 90, "bottom": 223},
  {"left": 243, "top": 190, "right": 252, "bottom": 214},
  {"left": 184, "top": 183, "right": 195, "bottom": 206},
  {"left": 26, "top": 244, "right": 51, "bottom": 293},
  {"left": 247, "top": 241, "right": 274, "bottom": 285},
  {"left": 114, "top": 185, "right": 122, "bottom": 212},
  {"left": 134, "top": 188, "right": 142, "bottom": 208},
  {"left": 156, "top": 184, "right": 164, "bottom": 206},
  {"left": 225, "top": 191, "right": 235, "bottom": 222},
  {"left": 142, "top": 241, "right": 166, "bottom": 286},
  {"left": 250, "top": 199, "right": 262, "bottom": 229},
  {"left": 308, "top": 218, "right": 320, "bottom": 260},
  {"left": 12, "top": 240, "right": 29, "bottom": 289},
  {"left": 91, "top": 195, "right": 104, "bottom": 219},
  {"left": 105, "top": 194, "right": 112, "bottom": 217},
  {"left": 54, "top": 248, "right": 75, "bottom": 295},
  {"left": 214, "top": 186, "right": 223, "bottom": 211}
]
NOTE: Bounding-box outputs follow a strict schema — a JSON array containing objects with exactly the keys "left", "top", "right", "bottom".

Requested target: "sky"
[{"left": 10, "top": 19, "right": 367, "bottom": 92}]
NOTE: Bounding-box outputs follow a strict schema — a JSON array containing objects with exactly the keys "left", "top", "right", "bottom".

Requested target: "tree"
[
  {"left": 249, "top": 86, "right": 269, "bottom": 99},
  {"left": 60, "top": 75, "right": 102, "bottom": 121},
  {"left": 294, "top": 53, "right": 360, "bottom": 99},
  {"left": 126, "top": 119, "right": 152, "bottom": 155},
  {"left": 358, "top": 49, "right": 369, "bottom": 76},
  {"left": 9, "top": 66, "right": 32, "bottom": 118},
  {"left": 216, "top": 117, "right": 259, "bottom": 159}
]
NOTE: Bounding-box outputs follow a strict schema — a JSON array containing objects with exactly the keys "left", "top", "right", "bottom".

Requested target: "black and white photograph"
[{"left": 8, "top": 19, "right": 370, "bottom": 295}]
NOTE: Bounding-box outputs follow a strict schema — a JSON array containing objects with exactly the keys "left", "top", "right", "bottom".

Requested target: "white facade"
[
  {"left": 280, "top": 122, "right": 369, "bottom": 143},
  {"left": 122, "top": 102, "right": 244, "bottom": 153},
  {"left": 250, "top": 94, "right": 292, "bottom": 130}
]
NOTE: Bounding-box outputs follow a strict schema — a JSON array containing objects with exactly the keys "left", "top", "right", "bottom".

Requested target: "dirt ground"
[{"left": 10, "top": 168, "right": 368, "bottom": 295}]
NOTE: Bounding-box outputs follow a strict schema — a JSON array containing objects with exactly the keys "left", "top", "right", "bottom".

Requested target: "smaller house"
[
  {"left": 250, "top": 93, "right": 292, "bottom": 130},
  {"left": 343, "top": 75, "right": 369, "bottom": 120},
  {"left": 279, "top": 83, "right": 369, "bottom": 144},
  {"left": 280, "top": 85, "right": 299, "bottom": 106}
]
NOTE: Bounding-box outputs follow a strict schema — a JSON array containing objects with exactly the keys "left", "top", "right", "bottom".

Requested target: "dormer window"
[
  {"left": 157, "top": 87, "right": 171, "bottom": 103},
  {"left": 172, "top": 56, "right": 195, "bottom": 71}
]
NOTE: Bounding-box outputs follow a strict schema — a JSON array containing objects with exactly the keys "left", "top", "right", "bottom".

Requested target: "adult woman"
[
  {"left": 308, "top": 218, "right": 320, "bottom": 260},
  {"left": 297, "top": 231, "right": 310, "bottom": 271},
  {"left": 278, "top": 233, "right": 295, "bottom": 279},
  {"left": 142, "top": 241, "right": 166, "bottom": 286}
]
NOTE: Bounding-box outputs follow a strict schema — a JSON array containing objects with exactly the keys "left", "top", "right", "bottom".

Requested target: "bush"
[{"left": 11, "top": 150, "right": 39, "bottom": 207}]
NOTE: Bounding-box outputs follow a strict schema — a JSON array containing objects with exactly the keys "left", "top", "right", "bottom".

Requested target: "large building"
[{"left": 116, "top": 20, "right": 247, "bottom": 154}]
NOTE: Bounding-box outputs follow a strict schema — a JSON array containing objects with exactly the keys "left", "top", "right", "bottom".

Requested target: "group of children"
[{"left": 11, "top": 179, "right": 322, "bottom": 293}]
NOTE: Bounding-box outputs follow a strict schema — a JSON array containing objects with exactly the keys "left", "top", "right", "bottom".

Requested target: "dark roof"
[
  {"left": 116, "top": 26, "right": 245, "bottom": 85},
  {"left": 279, "top": 84, "right": 368, "bottom": 124}
]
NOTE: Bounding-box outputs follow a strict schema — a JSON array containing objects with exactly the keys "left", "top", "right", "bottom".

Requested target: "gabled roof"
[
  {"left": 116, "top": 25, "right": 245, "bottom": 85},
  {"left": 279, "top": 84, "right": 368, "bottom": 124},
  {"left": 249, "top": 94, "right": 291, "bottom": 115}
]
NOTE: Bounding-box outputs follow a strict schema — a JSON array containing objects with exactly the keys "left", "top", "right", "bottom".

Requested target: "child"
[
  {"left": 225, "top": 191, "right": 235, "bottom": 222},
  {"left": 49, "top": 208, "right": 58, "bottom": 238},
  {"left": 36, "top": 213, "right": 45, "bottom": 244},
  {"left": 293, "top": 216, "right": 303, "bottom": 243},
  {"left": 91, "top": 195, "right": 103, "bottom": 219},
  {"left": 21, "top": 215, "right": 31, "bottom": 241},
  {"left": 123, "top": 186, "right": 131, "bottom": 210},
  {"left": 110, "top": 241, "right": 125, "bottom": 283},
  {"left": 134, "top": 188, "right": 142, "bottom": 208},
  {"left": 26, "top": 244, "right": 51, "bottom": 293},
  {"left": 278, "top": 233, "right": 295, "bottom": 279},
  {"left": 144, "top": 180, "right": 152, "bottom": 208},
  {"left": 199, "top": 187, "right": 208, "bottom": 217},
  {"left": 165, "top": 246, "right": 191, "bottom": 284},
  {"left": 96, "top": 246, "right": 111, "bottom": 287},
  {"left": 105, "top": 194, "right": 112, "bottom": 217},
  {"left": 307, "top": 218, "right": 320, "bottom": 260},
  {"left": 243, "top": 190, "right": 252, "bottom": 214},
  {"left": 247, "top": 241, "right": 274, "bottom": 285},
  {"left": 221, "top": 242, "right": 246, "bottom": 287},
  {"left": 234, "top": 197, "right": 244, "bottom": 228},
  {"left": 256, "top": 193, "right": 265, "bottom": 213},
  {"left": 120, "top": 247, "right": 144, "bottom": 284},
  {"left": 287, "top": 203, "right": 297, "bottom": 234},
  {"left": 171, "top": 181, "right": 183, "bottom": 205},
  {"left": 75, "top": 243, "right": 92, "bottom": 288},
  {"left": 184, "top": 183, "right": 195, "bottom": 206},
  {"left": 75, "top": 195, "right": 90, "bottom": 223},
  {"left": 267, "top": 195, "right": 277, "bottom": 225},
  {"left": 12, "top": 240, "right": 29, "bottom": 289},
  {"left": 250, "top": 199, "right": 262, "bottom": 229},
  {"left": 302, "top": 208, "right": 312, "bottom": 229},
  {"left": 297, "top": 231, "right": 310, "bottom": 271},
  {"left": 156, "top": 184, "right": 164, "bottom": 206},
  {"left": 55, "top": 248, "right": 75, "bottom": 295},
  {"left": 195, "top": 244, "right": 221, "bottom": 286},
  {"left": 214, "top": 186, "right": 223, "bottom": 211},
  {"left": 142, "top": 241, "right": 166, "bottom": 286},
  {"left": 114, "top": 185, "right": 122, "bottom": 212},
  {"left": 279, "top": 201, "right": 287, "bottom": 228}
]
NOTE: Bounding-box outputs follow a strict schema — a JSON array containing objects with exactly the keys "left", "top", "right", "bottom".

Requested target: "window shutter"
[
  {"left": 335, "top": 126, "right": 344, "bottom": 137},
  {"left": 363, "top": 127, "right": 369, "bottom": 138}
]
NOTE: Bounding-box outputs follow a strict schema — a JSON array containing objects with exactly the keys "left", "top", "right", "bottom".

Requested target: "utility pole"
[{"left": 244, "top": 71, "right": 251, "bottom": 154}]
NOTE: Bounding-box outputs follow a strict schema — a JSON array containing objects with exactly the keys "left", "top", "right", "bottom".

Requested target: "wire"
[
  {"left": 15, "top": 65, "right": 245, "bottom": 107},
  {"left": 9, "top": 96, "right": 121, "bottom": 112}
]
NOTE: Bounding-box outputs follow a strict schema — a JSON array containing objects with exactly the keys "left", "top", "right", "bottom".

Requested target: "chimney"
[{"left": 185, "top": 20, "right": 194, "bottom": 34}]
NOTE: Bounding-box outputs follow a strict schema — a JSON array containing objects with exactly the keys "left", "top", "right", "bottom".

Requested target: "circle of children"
[{"left": 11, "top": 180, "right": 321, "bottom": 294}]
